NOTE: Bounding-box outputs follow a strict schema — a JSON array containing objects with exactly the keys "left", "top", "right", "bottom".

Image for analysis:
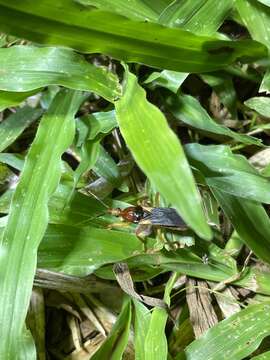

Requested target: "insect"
[
  {"left": 107, "top": 205, "right": 188, "bottom": 241},
  {"left": 83, "top": 189, "right": 189, "bottom": 244}
]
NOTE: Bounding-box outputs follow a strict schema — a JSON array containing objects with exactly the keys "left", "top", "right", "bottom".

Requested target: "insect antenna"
[
  {"left": 83, "top": 187, "right": 110, "bottom": 209},
  {"left": 74, "top": 211, "right": 107, "bottom": 227},
  {"left": 74, "top": 187, "right": 111, "bottom": 227}
]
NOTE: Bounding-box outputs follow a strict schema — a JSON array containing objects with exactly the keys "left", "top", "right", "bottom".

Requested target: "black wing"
[{"left": 140, "top": 207, "right": 187, "bottom": 228}]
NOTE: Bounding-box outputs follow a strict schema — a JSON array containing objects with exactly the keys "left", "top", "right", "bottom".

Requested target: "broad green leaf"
[
  {"left": 36, "top": 223, "right": 270, "bottom": 295},
  {"left": 0, "top": 89, "right": 84, "bottom": 357},
  {"left": 0, "top": 46, "right": 120, "bottom": 102},
  {"left": 159, "top": 0, "right": 234, "bottom": 35},
  {"left": 0, "top": 106, "right": 43, "bottom": 152},
  {"left": 185, "top": 143, "right": 270, "bottom": 203},
  {"left": 245, "top": 96, "right": 270, "bottom": 117},
  {"left": 167, "top": 94, "right": 262, "bottom": 146},
  {"left": 0, "top": 90, "right": 38, "bottom": 111},
  {"left": 183, "top": 302, "right": 270, "bottom": 360},
  {"left": 115, "top": 68, "right": 211, "bottom": 240},
  {"left": 0, "top": 1, "right": 267, "bottom": 73},
  {"left": 212, "top": 188, "right": 270, "bottom": 264},
  {"left": 144, "top": 70, "right": 188, "bottom": 93},
  {"left": 133, "top": 300, "right": 151, "bottom": 360},
  {"left": 91, "top": 298, "right": 132, "bottom": 360},
  {"left": 75, "top": 0, "right": 159, "bottom": 22},
  {"left": 38, "top": 224, "right": 145, "bottom": 275},
  {"left": 236, "top": 0, "right": 270, "bottom": 49}
]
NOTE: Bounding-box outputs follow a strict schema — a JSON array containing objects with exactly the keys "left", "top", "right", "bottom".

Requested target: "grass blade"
[
  {"left": 212, "top": 188, "right": 270, "bottom": 264},
  {"left": 91, "top": 297, "right": 132, "bottom": 360},
  {"left": 0, "top": 90, "right": 38, "bottom": 111},
  {"left": 159, "top": 0, "right": 234, "bottom": 35},
  {"left": 168, "top": 94, "right": 262, "bottom": 146},
  {"left": 183, "top": 302, "right": 270, "bottom": 360},
  {"left": 185, "top": 144, "right": 270, "bottom": 203},
  {"left": 0, "top": 106, "right": 43, "bottom": 152},
  {"left": 0, "top": 46, "right": 121, "bottom": 102},
  {"left": 144, "top": 273, "right": 177, "bottom": 360},
  {"left": 0, "top": 1, "right": 267, "bottom": 73},
  {"left": 115, "top": 68, "right": 211, "bottom": 240},
  {"left": 0, "top": 89, "right": 84, "bottom": 357}
]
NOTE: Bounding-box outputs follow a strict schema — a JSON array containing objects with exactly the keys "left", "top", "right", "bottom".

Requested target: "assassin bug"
[
  {"left": 82, "top": 189, "right": 188, "bottom": 242},
  {"left": 107, "top": 204, "right": 188, "bottom": 242}
]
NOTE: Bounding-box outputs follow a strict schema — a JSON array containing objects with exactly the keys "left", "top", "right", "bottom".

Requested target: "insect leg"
[{"left": 107, "top": 222, "right": 131, "bottom": 230}]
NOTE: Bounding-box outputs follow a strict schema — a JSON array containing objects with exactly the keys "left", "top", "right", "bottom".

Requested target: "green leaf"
[
  {"left": 0, "top": 153, "right": 24, "bottom": 171},
  {"left": 144, "top": 273, "right": 177, "bottom": 360},
  {"left": 73, "top": 140, "right": 100, "bottom": 186},
  {"left": 185, "top": 143, "right": 270, "bottom": 203},
  {"left": 87, "top": 110, "right": 117, "bottom": 140},
  {"left": 133, "top": 300, "right": 151, "bottom": 360},
  {"left": 0, "top": 106, "right": 43, "bottom": 152},
  {"left": 168, "top": 94, "right": 262, "bottom": 146},
  {"left": 94, "top": 145, "right": 121, "bottom": 187},
  {"left": 183, "top": 302, "right": 270, "bottom": 360},
  {"left": 0, "top": 89, "right": 84, "bottom": 357},
  {"left": 252, "top": 351, "right": 270, "bottom": 359},
  {"left": 159, "top": 0, "right": 234, "bottom": 35},
  {"left": 144, "top": 70, "right": 188, "bottom": 93},
  {"left": 258, "top": 0, "right": 270, "bottom": 6},
  {"left": 200, "top": 73, "right": 237, "bottom": 117},
  {"left": 91, "top": 298, "right": 132, "bottom": 360},
  {"left": 0, "top": 46, "right": 120, "bottom": 102},
  {"left": 236, "top": 0, "right": 270, "bottom": 49},
  {"left": 245, "top": 97, "right": 270, "bottom": 117},
  {"left": 0, "top": 90, "right": 38, "bottom": 111},
  {"left": 211, "top": 188, "right": 270, "bottom": 264},
  {"left": 0, "top": 1, "right": 267, "bottom": 73},
  {"left": 259, "top": 69, "right": 270, "bottom": 93},
  {"left": 115, "top": 68, "right": 211, "bottom": 240},
  {"left": 75, "top": 0, "right": 160, "bottom": 22},
  {"left": 38, "top": 224, "right": 145, "bottom": 275}
]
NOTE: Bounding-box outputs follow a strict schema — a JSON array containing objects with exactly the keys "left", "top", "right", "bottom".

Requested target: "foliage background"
[{"left": 1, "top": 0, "right": 270, "bottom": 359}]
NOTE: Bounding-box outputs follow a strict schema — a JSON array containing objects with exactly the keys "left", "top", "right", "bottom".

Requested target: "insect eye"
[{"left": 133, "top": 207, "right": 144, "bottom": 221}]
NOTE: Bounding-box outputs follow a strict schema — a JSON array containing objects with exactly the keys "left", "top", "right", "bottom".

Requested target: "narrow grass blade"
[
  {"left": 211, "top": 188, "right": 270, "bottom": 264},
  {"left": 0, "top": 2, "right": 267, "bottom": 73},
  {"left": 159, "top": 0, "right": 234, "bottom": 35},
  {"left": 0, "top": 106, "right": 43, "bottom": 152},
  {"left": 168, "top": 94, "right": 262, "bottom": 146},
  {"left": 185, "top": 144, "right": 270, "bottom": 203},
  {"left": 236, "top": 0, "right": 270, "bottom": 49},
  {"left": 144, "top": 273, "right": 177, "bottom": 360},
  {"left": 245, "top": 96, "right": 270, "bottom": 117},
  {"left": 183, "top": 302, "right": 270, "bottom": 360},
  {"left": 144, "top": 70, "right": 188, "bottom": 93},
  {"left": 115, "top": 68, "right": 211, "bottom": 240},
  {"left": 0, "top": 90, "right": 38, "bottom": 111},
  {"left": 0, "top": 46, "right": 121, "bottom": 102},
  {"left": 91, "top": 297, "right": 132, "bottom": 360},
  {"left": 76, "top": 0, "right": 159, "bottom": 21},
  {"left": 133, "top": 300, "right": 152, "bottom": 360},
  {"left": 0, "top": 153, "right": 24, "bottom": 171},
  {"left": 0, "top": 89, "right": 84, "bottom": 357},
  {"left": 252, "top": 351, "right": 270, "bottom": 359}
]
